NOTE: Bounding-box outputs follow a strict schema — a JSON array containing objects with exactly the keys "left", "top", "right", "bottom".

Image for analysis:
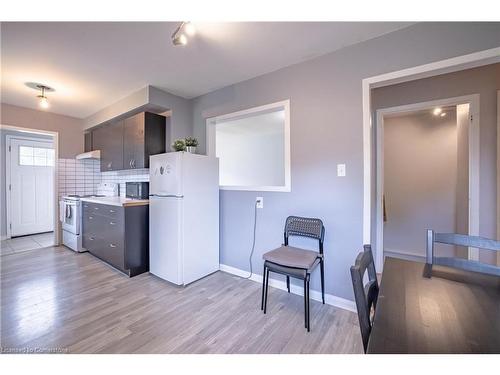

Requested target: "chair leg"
[
  {"left": 306, "top": 278, "right": 311, "bottom": 332},
  {"left": 303, "top": 279, "right": 307, "bottom": 329},
  {"left": 261, "top": 265, "right": 267, "bottom": 311},
  {"left": 263, "top": 268, "right": 270, "bottom": 314},
  {"left": 320, "top": 259, "right": 325, "bottom": 304},
  {"left": 286, "top": 275, "right": 290, "bottom": 293}
]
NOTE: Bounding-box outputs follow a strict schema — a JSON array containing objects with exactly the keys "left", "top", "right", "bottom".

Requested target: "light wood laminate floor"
[{"left": 1, "top": 246, "right": 362, "bottom": 354}]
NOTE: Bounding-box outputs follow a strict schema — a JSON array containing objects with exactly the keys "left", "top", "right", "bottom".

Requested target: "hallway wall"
[{"left": 383, "top": 110, "right": 459, "bottom": 260}]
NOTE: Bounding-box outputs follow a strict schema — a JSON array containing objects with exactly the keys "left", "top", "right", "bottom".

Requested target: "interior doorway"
[
  {"left": 374, "top": 95, "right": 480, "bottom": 270},
  {"left": 1, "top": 126, "right": 58, "bottom": 255}
]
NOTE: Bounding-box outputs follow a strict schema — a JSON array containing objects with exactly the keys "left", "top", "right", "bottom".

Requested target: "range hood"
[{"left": 76, "top": 150, "right": 101, "bottom": 160}]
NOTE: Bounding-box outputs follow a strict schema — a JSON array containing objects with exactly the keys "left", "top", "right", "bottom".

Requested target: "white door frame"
[
  {"left": 374, "top": 95, "right": 480, "bottom": 271},
  {"left": 362, "top": 46, "right": 500, "bottom": 269},
  {"left": 497, "top": 90, "right": 500, "bottom": 266},
  {"left": 1, "top": 124, "right": 59, "bottom": 246}
]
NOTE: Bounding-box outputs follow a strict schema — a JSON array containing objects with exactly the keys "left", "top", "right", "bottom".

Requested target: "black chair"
[
  {"left": 261, "top": 216, "right": 325, "bottom": 332},
  {"left": 350, "top": 245, "right": 379, "bottom": 353},
  {"left": 426, "top": 230, "right": 500, "bottom": 276}
]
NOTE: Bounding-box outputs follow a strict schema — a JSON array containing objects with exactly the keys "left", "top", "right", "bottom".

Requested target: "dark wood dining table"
[{"left": 367, "top": 257, "right": 500, "bottom": 353}]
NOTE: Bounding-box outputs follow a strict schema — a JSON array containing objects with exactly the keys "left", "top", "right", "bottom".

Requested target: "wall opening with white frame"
[
  {"left": 1, "top": 124, "right": 60, "bottom": 248},
  {"left": 206, "top": 100, "right": 291, "bottom": 192},
  {"left": 374, "top": 95, "right": 480, "bottom": 270},
  {"left": 362, "top": 47, "right": 500, "bottom": 271}
]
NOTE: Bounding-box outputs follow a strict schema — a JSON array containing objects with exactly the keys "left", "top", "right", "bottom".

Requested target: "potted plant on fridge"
[
  {"left": 185, "top": 137, "right": 199, "bottom": 154},
  {"left": 172, "top": 139, "right": 186, "bottom": 152}
]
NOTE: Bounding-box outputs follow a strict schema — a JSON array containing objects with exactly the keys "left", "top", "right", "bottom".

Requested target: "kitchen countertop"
[{"left": 80, "top": 196, "right": 149, "bottom": 207}]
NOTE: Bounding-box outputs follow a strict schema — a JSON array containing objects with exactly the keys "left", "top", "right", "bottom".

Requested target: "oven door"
[{"left": 61, "top": 200, "right": 80, "bottom": 235}]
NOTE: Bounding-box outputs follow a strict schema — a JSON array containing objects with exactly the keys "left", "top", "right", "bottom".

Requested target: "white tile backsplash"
[
  {"left": 58, "top": 159, "right": 101, "bottom": 198},
  {"left": 100, "top": 169, "right": 149, "bottom": 197},
  {"left": 57, "top": 159, "right": 149, "bottom": 198}
]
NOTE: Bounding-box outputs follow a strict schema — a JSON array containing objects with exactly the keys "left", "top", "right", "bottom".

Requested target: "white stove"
[{"left": 60, "top": 183, "right": 119, "bottom": 252}]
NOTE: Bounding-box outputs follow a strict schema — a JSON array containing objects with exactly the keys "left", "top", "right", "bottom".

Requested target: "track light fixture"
[{"left": 172, "top": 22, "right": 195, "bottom": 46}]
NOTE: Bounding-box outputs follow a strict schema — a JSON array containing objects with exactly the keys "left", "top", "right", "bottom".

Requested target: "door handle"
[
  {"left": 89, "top": 236, "right": 95, "bottom": 241},
  {"left": 109, "top": 243, "right": 117, "bottom": 248},
  {"left": 109, "top": 209, "right": 115, "bottom": 213},
  {"left": 129, "top": 160, "right": 133, "bottom": 168},
  {"left": 109, "top": 221, "right": 116, "bottom": 225},
  {"left": 94, "top": 207, "right": 99, "bottom": 210},
  {"left": 131, "top": 159, "right": 135, "bottom": 168},
  {"left": 89, "top": 216, "right": 93, "bottom": 220}
]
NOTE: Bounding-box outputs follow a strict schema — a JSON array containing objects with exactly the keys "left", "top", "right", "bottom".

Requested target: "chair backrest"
[
  {"left": 284, "top": 216, "right": 325, "bottom": 254},
  {"left": 350, "top": 246, "right": 379, "bottom": 353},
  {"left": 426, "top": 230, "right": 500, "bottom": 276}
]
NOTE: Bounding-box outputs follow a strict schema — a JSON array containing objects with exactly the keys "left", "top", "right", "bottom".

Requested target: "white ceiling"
[{"left": 1, "top": 22, "right": 413, "bottom": 118}]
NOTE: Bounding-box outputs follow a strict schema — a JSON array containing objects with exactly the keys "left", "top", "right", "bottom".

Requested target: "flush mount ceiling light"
[
  {"left": 172, "top": 22, "right": 196, "bottom": 46},
  {"left": 25, "top": 82, "right": 55, "bottom": 109}
]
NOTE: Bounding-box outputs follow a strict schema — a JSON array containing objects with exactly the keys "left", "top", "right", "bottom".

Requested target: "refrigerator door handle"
[{"left": 150, "top": 194, "right": 184, "bottom": 198}]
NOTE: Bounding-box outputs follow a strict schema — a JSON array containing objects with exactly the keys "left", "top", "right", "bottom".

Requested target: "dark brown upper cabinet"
[
  {"left": 90, "top": 112, "right": 166, "bottom": 172},
  {"left": 84, "top": 132, "right": 93, "bottom": 152},
  {"left": 93, "top": 120, "right": 125, "bottom": 172},
  {"left": 123, "top": 112, "right": 166, "bottom": 169}
]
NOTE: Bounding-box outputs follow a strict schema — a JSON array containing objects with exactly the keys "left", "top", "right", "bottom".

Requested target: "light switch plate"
[
  {"left": 337, "top": 164, "right": 346, "bottom": 177},
  {"left": 256, "top": 197, "right": 263, "bottom": 209}
]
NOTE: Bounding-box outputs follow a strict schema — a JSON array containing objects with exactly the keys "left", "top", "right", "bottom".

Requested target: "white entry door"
[{"left": 8, "top": 137, "right": 55, "bottom": 237}]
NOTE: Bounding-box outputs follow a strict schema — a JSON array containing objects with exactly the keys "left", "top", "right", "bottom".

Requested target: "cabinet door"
[
  {"left": 123, "top": 113, "right": 145, "bottom": 170},
  {"left": 84, "top": 132, "right": 92, "bottom": 152},
  {"left": 144, "top": 112, "right": 166, "bottom": 168},
  {"left": 93, "top": 121, "right": 124, "bottom": 171}
]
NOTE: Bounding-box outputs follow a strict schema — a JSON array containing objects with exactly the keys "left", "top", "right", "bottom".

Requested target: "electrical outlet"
[
  {"left": 256, "top": 197, "right": 263, "bottom": 209},
  {"left": 337, "top": 163, "right": 346, "bottom": 177}
]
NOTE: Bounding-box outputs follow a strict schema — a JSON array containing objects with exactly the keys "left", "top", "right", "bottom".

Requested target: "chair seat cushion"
[{"left": 263, "top": 246, "right": 320, "bottom": 270}]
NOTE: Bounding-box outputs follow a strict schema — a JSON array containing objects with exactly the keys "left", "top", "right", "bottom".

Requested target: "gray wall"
[
  {"left": 1, "top": 103, "right": 84, "bottom": 158},
  {"left": 0, "top": 129, "right": 54, "bottom": 238},
  {"left": 372, "top": 63, "right": 500, "bottom": 265},
  {"left": 192, "top": 22, "right": 500, "bottom": 301},
  {"left": 383, "top": 111, "right": 458, "bottom": 259}
]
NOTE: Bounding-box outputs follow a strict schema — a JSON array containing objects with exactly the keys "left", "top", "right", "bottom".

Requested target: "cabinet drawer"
[
  {"left": 82, "top": 232, "right": 103, "bottom": 252},
  {"left": 97, "top": 240, "right": 125, "bottom": 271},
  {"left": 83, "top": 202, "right": 124, "bottom": 221},
  {"left": 83, "top": 211, "right": 105, "bottom": 234},
  {"left": 84, "top": 233, "right": 125, "bottom": 272}
]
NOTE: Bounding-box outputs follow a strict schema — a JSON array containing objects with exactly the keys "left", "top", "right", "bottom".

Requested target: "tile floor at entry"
[{"left": 0, "top": 232, "right": 55, "bottom": 256}]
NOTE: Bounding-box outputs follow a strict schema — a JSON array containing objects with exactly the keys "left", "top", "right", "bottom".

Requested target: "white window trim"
[{"left": 206, "top": 99, "right": 291, "bottom": 192}]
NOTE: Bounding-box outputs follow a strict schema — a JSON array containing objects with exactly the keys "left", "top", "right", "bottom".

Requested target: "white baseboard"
[
  {"left": 219, "top": 264, "right": 356, "bottom": 313},
  {"left": 384, "top": 248, "right": 425, "bottom": 263}
]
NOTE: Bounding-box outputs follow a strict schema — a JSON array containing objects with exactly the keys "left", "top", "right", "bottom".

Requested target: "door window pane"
[
  {"left": 18, "top": 145, "right": 54, "bottom": 166},
  {"left": 19, "top": 146, "right": 34, "bottom": 156},
  {"left": 19, "top": 155, "right": 33, "bottom": 166}
]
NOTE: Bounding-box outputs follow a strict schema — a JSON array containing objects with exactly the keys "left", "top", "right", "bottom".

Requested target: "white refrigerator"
[{"left": 149, "top": 152, "right": 219, "bottom": 285}]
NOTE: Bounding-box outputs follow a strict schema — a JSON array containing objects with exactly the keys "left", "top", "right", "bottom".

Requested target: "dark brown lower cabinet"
[{"left": 82, "top": 201, "right": 149, "bottom": 277}]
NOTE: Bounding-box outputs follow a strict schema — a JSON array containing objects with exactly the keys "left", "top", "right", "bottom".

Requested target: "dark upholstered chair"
[
  {"left": 350, "top": 245, "right": 379, "bottom": 353},
  {"left": 261, "top": 216, "right": 325, "bottom": 332}
]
